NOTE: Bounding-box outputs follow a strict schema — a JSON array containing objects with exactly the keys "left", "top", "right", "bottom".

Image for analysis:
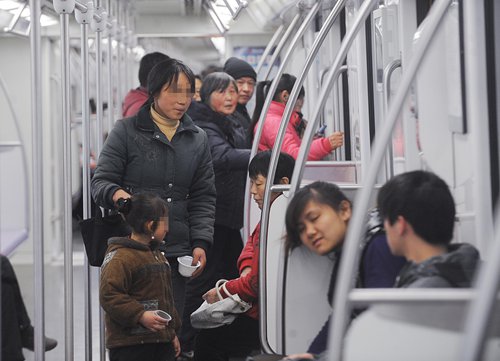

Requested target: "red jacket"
[
  {"left": 257, "top": 101, "right": 333, "bottom": 160},
  {"left": 225, "top": 223, "right": 260, "bottom": 320},
  {"left": 122, "top": 87, "right": 148, "bottom": 117}
]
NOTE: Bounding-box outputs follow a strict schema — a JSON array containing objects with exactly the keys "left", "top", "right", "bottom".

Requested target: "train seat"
[{"left": 344, "top": 294, "right": 500, "bottom": 361}]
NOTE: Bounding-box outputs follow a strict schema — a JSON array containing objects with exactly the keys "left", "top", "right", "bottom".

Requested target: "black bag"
[{"left": 79, "top": 207, "right": 131, "bottom": 266}]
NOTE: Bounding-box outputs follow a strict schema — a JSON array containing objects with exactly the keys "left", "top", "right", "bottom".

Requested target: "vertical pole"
[
  {"left": 29, "top": 0, "right": 45, "bottom": 360},
  {"left": 61, "top": 11, "right": 74, "bottom": 361}
]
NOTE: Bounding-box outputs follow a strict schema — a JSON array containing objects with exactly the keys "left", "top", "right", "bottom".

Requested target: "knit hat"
[{"left": 223, "top": 57, "right": 257, "bottom": 81}]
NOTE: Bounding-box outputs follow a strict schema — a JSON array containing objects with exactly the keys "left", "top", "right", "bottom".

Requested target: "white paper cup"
[
  {"left": 177, "top": 256, "right": 201, "bottom": 277},
  {"left": 155, "top": 310, "right": 172, "bottom": 322}
]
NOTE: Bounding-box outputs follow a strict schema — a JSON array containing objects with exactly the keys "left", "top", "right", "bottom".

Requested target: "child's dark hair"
[
  {"left": 285, "top": 181, "right": 351, "bottom": 250},
  {"left": 147, "top": 58, "right": 195, "bottom": 102},
  {"left": 250, "top": 73, "right": 305, "bottom": 140},
  {"left": 377, "top": 170, "right": 455, "bottom": 246},
  {"left": 116, "top": 192, "right": 168, "bottom": 235},
  {"left": 248, "top": 150, "right": 295, "bottom": 184}
]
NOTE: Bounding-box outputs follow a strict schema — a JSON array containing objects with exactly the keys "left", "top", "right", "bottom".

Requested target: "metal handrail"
[
  {"left": 262, "top": 12, "right": 301, "bottom": 82},
  {"left": 327, "top": 1, "right": 453, "bottom": 360},
  {"left": 349, "top": 288, "right": 477, "bottom": 306},
  {"left": 381, "top": 58, "right": 401, "bottom": 179},
  {"left": 256, "top": 2, "right": 322, "bottom": 354},
  {"left": 258, "top": 0, "right": 348, "bottom": 352},
  {"left": 460, "top": 0, "right": 496, "bottom": 358},
  {"left": 29, "top": 1, "right": 45, "bottom": 359},
  {"left": 289, "top": 0, "right": 379, "bottom": 197},
  {"left": 255, "top": 24, "right": 285, "bottom": 77},
  {"left": 58, "top": 11, "right": 75, "bottom": 361},
  {"left": 461, "top": 212, "right": 500, "bottom": 361},
  {"left": 0, "top": 75, "right": 30, "bottom": 236},
  {"left": 243, "top": 13, "right": 300, "bottom": 248},
  {"left": 331, "top": 65, "right": 348, "bottom": 161},
  {"left": 242, "top": 11, "right": 301, "bottom": 242}
]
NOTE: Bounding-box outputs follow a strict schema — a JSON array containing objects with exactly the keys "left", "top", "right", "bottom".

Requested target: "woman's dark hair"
[
  {"left": 116, "top": 192, "right": 168, "bottom": 235},
  {"left": 200, "top": 72, "right": 237, "bottom": 105},
  {"left": 139, "top": 52, "right": 170, "bottom": 87},
  {"left": 285, "top": 181, "right": 351, "bottom": 250},
  {"left": 248, "top": 150, "right": 295, "bottom": 184},
  {"left": 147, "top": 58, "right": 195, "bottom": 101},
  {"left": 250, "top": 73, "right": 306, "bottom": 140}
]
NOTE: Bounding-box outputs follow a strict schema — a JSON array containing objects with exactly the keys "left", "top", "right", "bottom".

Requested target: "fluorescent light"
[
  {"left": 5, "top": 4, "right": 58, "bottom": 27},
  {"left": 210, "top": 36, "right": 226, "bottom": 55},
  {"left": 206, "top": 3, "right": 228, "bottom": 34},
  {"left": 0, "top": 0, "right": 21, "bottom": 11}
]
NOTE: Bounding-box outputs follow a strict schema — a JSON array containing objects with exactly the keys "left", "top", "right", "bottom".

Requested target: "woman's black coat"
[
  {"left": 187, "top": 102, "right": 251, "bottom": 229},
  {"left": 91, "top": 104, "right": 216, "bottom": 256}
]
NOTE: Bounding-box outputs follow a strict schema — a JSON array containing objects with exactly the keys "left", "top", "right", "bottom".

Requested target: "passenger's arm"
[
  {"left": 362, "top": 234, "right": 406, "bottom": 288},
  {"left": 204, "top": 126, "right": 250, "bottom": 170},
  {"left": 99, "top": 257, "right": 146, "bottom": 327},
  {"left": 279, "top": 116, "right": 333, "bottom": 161},
  {"left": 187, "top": 132, "right": 216, "bottom": 257},
  {"left": 91, "top": 120, "right": 128, "bottom": 209}
]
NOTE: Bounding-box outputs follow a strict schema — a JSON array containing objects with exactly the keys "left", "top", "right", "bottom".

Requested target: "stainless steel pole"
[{"left": 29, "top": 0, "right": 45, "bottom": 359}]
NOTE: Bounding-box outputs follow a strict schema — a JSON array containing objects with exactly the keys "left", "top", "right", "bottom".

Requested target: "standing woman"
[
  {"left": 182, "top": 72, "right": 251, "bottom": 353},
  {"left": 91, "top": 58, "right": 216, "bottom": 321},
  {"left": 251, "top": 73, "right": 344, "bottom": 160}
]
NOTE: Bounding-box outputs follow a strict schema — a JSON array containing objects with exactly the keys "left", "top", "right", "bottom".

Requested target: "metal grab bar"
[
  {"left": 327, "top": 1, "right": 453, "bottom": 360},
  {"left": 332, "top": 65, "right": 349, "bottom": 161},
  {"left": 262, "top": 13, "right": 301, "bottom": 82},
  {"left": 289, "top": 0, "right": 378, "bottom": 196},
  {"left": 242, "top": 11, "right": 301, "bottom": 242},
  {"left": 349, "top": 289, "right": 478, "bottom": 306},
  {"left": 255, "top": 24, "right": 285, "bottom": 77},
  {"left": 258, "top": 0, "right": 347, "bottom": 353},
  {"left": 29, "top": 1, "right": 45, "bottom": 359},
  {"left": 0, "top": 75, "right": 30, "bottom": 235},
  {"left": 381, "top": 59, "right": 401, "bottom": 179},
  {"left": 256, "top": 2, "right": 322, "bottom": 354},
  {"left": 58, "top": 11, "right": 75, "bottom": 361},
  {"left": 460, "top": 0, "right": 496, "bottom": 358},
  {"left": 461, "top": 211, "right": 500, "bottom": 361},
  {"left": 242, "top": 13, "right": 300, "bottom": 248}
]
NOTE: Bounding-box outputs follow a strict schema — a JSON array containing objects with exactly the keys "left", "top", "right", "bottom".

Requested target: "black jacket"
[
  {"left": 227, "top": 103, "right": 252, "bottom": 149},
  {"left": 395, "top": 243, "right": 480, "bottom": 288},
  {"left": 91, "top": 104, "right": 216, "bottom": 256},
  {"left": 187, "top": 102, "right": 251, "bottom": 229}
]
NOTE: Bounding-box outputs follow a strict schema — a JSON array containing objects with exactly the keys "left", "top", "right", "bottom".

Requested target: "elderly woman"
[
  {"left": 91, "top": 58, "right": 216, "bottom": 325},
  {"left": 181, "top": 72, "right": 251, "bottom": 353}
]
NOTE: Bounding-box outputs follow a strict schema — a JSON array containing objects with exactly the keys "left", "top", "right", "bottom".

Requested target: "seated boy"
[
  {"left": 193, "top": 151, "right": 295, "bottom": 361},
  {"left": 377, "top": 170, "right": 480, "bottom": 288}
]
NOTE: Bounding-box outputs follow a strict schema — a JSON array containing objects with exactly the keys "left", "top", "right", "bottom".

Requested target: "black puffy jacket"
[
  {"left": 187, "top": 102, "right": 250, "bottom": 229},
  {"left": 91, "top": 104, "right": 216, "bottom": 256}
]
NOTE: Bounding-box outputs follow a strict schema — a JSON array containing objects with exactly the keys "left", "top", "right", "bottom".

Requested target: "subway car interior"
[{"left": 1, "top": 0, "right": 499, "bottom": 360}]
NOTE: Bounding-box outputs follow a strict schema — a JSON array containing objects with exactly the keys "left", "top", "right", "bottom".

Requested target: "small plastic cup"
[
  {"left": 177, "top": 255, "right": 201, "bottom": 277},
  {"left": 155, "top": 310, "right": 172, "bottom": 322}
]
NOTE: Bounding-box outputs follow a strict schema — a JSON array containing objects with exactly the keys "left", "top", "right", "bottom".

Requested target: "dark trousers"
[
  {"left": 1, "top": 255, "right": 31, "bottom": 361},
  {"left": 179, "top": 225, "right": 243, "bottom": 351},
  {"left": 167, "top": 257, "right": 187, "bottom": 320},
  {"left": 194, "top": 315, "right": 260, "bottom": 361},
  {"left": 109, "top": 342, "right": 175, "bottom": 361}
]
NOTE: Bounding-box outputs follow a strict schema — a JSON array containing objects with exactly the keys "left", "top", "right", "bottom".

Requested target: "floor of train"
[{"left": 13, "top": 224, "right": 103, "bottom": 361}]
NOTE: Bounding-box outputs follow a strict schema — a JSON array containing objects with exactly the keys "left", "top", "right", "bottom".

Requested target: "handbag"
[
  {"left": 79, "top": 206, "right": 131, "bottom": 267},
  {"left": 191, "top": 279, "right": 252, "bottom": 329}
]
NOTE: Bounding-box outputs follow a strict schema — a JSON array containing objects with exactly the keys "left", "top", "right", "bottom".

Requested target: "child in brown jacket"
[{"left": 100, "top": 192, "right": 180, "bottom": 361}]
